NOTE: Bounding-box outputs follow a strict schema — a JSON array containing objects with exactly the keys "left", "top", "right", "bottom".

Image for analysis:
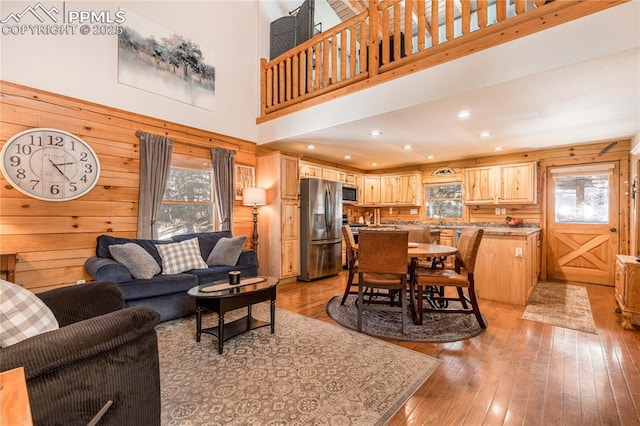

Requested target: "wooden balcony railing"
[{"left": 259, "top": 0, "right": 627, "bottom": 122}]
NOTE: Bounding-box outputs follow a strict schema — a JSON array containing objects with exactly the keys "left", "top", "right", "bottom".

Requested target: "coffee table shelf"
[{"left": 188, "top": 276, "right": 278, "bottom": 354}]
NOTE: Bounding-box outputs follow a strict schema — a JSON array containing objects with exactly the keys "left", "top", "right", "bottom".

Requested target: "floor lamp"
[{"left": 242, "top": 187, "right": 267, "bottom": 269}]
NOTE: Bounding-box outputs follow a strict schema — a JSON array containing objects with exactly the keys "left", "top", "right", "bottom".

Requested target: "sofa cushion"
[
  {"left": 207, "top": 236, "right": 247, "bottom": 266},
  {"left": 156, "top": 238, "right": 208, "bottom": 275},
  {"left": 96, "top": 235, "right": 170, "bottom": 266},
  {"left": 0, "top": 280, "right": 59, "bottom": 347},
  {"left": 171, "top": 231, "right": 232, "bottom": 260},
  {"left": 109, "top": 243, "right": 161, "bottom": 279},
  {"left": 116, "top": 274, "right": 199, "bottom": 301},
  {"left": 189, "top": 263, "right": 256, "bottom": 285}
]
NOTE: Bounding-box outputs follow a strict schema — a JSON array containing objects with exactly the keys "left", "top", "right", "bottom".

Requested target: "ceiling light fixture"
[
  {"left": 457, "top": 110, "right": 471, "bottom": 119},
  {"left": 403, "top": 145, "right": 412, "bottom": 150},
  {"left": 494, "top": 146, "right": 504, "bottom": 151},
  {"left": 427, "top": 155, "right": 435, "bottom": 160},
  {"left": 307, "top": 145, "right": 315, "bottom": 150},
  {"left": 479, "top": 131, "right": 492, "bottom": 139},
  {"left": 369, "top": 130, "right": 383, "bottom": 136},
  {"left": 344, "top": 155, "right": 351, "bottom": 159},
  {"left": 371, "top": 162, "right": 378, "bottom": 166}
]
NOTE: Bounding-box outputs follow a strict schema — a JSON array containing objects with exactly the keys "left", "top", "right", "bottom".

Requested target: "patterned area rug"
[
  {"left": 156, "top": 303, "right": 441, "bottom": 425},
  {"left": 522, "top": 282, "right": 597, "bottom": 334},
  {"left": 326, "top": 295, "right": 486, "bottom": 342}
]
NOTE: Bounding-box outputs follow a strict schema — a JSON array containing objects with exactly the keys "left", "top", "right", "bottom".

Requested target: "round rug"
[{"left": 326, "top": 294, "right": 486, "bottom": 343}]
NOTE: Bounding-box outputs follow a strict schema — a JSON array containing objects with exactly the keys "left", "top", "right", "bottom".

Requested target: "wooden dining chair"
[
  {"left": 357, "top": 230, "right": 410, "bottom": 334},
  {"left": 414, "top": 227, "right": 486, "bottom": 328},
  {"left": 340, "top": 225, "right": 359, "bottom": 305}
]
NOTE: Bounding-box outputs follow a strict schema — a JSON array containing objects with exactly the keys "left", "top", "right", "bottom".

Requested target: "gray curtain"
[
  {"left": 137, "top": 132, "right": 173, "bottom": 239},
  {"left": 211, "top": 148, "right": 236, "bottom": 232}
]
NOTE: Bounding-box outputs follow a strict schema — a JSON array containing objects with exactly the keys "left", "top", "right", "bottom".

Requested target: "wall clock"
[{"left": 0, "top": 128, "right": 101, "bottom": 202}]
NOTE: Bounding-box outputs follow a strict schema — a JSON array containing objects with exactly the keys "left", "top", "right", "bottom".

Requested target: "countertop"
[{"left": 347, "top": 222, "right": 541, "bottom": 236}]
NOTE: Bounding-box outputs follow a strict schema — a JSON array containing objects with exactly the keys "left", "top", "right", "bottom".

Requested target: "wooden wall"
[
  {"left": 0, "top": 82, "right": 259, "bottom": 292},
  {"left": 351, "top": 140, "right": 632, "bottom": 256}
]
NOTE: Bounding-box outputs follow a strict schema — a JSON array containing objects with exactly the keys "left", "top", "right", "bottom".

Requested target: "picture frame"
[{"left": 235, "top": 165, "right": 255, "bottom": 200}]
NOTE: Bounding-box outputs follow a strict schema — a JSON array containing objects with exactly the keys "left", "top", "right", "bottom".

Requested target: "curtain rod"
[{"left": 135, "top": 130, "right": 241, "bottom": 150}]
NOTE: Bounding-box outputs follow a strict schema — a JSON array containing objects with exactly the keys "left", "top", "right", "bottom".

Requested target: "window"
[
  {"left": 425, "top": 181, "right": 463, "bottom": 220},
  {"left": 554, "top": 175, "right": 609, "bottom": 223},
  {"left": 157, "top": 159, "right": 217, "bottom": 239}
]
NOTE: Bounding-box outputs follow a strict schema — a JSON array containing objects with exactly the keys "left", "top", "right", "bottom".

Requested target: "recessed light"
[
  {"left": 427, "top": 155, "right": 435, "bottom": 160},
  {"left": 369, "top": 130, "right": 383, "bottom": 136},
  {"left": 403, "top": 145, "right": 412, "bottom": 150},
  {"left": 494, "top": 146, "right": 504, "bottom": 151},
  {"left": 344, "top": 155, "right": 351, "bottom": 159},
  {"left": 479, "top": 131, "right": 492, "bottom": 139},
  {"left": 307, "top": 145, "right": 315, "bottom": 150},
  {"left": 371, "top": 162, "right": 378, "bottom": 166},
  {"left": 457, "top": 110, "right": 471, "bottom": 119}
]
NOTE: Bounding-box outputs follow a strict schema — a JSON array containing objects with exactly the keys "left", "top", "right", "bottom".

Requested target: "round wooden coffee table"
[{"left": 187, "top": 276, "right": 279, "bottom": 354}]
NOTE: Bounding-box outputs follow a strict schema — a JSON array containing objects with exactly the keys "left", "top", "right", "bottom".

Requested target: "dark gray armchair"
[{"left": 0, "top": 281, "right": 161, "bottom": 426}]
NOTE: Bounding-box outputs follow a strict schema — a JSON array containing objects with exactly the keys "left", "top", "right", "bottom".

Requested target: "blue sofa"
[{"left": 84, "top": 232, "right": 258, "bottom": 322}]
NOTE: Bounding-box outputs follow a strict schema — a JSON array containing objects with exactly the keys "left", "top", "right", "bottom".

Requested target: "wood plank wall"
[
  {"left": 0, "top": 82, "right": 259, "bottom": 292},
  {"left": 363, "top": 140, "right": 632, "bottom": 254}
]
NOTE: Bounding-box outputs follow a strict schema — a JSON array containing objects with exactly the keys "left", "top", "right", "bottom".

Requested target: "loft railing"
[{"left": 259, "top": 0, "right": 627, "bottom": 121}]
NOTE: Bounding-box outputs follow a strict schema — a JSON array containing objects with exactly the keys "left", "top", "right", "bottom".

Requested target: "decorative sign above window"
[{"left": 431, "top": 166, "right": 456, "bottom": 176}]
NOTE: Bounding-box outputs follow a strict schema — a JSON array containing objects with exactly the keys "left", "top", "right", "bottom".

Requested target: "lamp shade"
[{"left": 242, "top": 187, "right": 267, "bottom": 206}]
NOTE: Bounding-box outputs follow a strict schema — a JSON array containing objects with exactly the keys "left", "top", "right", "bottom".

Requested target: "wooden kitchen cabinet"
[
  {"left": 322, "top": 167, "right": 337, "bottom": 182},
  {"left": 463, "top": 161, "right": 537, "bottom": 204},
  {"left": 374, "top": 172, "right": 422, "bottom": 205},
  {"left": 257, "top": 152, "right": 300, "bottom": 281},
  {"left": 299, "top": 161, "right": 322, "bottom": 179},
  {"left": 362, "top": 176, "right": 381, "bottom": 204},
  {"left": 475, "top": 231, "right": 540, "bottom": 305},
  {"left": 615, "top": 255, "right": 640, "bottom": 329},
  {"left": 438, "top": 229, "right": 455, "bottom": 269}
]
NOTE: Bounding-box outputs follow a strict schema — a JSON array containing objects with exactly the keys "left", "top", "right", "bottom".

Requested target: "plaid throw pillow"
[
  {"left": 156, "top": 237, "right": 208, "bottom": 275},
  {"left": 0, "top": 280, "right": 59, "bottom": 347}
]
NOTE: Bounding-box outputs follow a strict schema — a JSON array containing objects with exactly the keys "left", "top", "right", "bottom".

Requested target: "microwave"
[{"left": 342, "top": 186, "right": 358, "bottom": 204}]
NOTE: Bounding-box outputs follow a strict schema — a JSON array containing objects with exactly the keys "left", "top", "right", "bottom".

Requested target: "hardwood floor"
[{"left": 275, "top": 272, "right": 640, "bottom": 425}]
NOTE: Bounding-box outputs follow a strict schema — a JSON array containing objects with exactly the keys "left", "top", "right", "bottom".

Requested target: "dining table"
[{"left": 406, "top": 243, "right": 459, "bottom": 325}]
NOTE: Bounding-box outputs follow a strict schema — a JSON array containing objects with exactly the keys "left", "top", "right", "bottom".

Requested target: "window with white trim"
[
  {"left": 157, "top": 158, "right": 218, "bottom": 239},
  {"left": 424, "top": 181, "right": 463, "bottom": 220}
]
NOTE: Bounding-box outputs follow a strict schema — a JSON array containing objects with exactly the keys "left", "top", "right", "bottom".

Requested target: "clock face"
[{"left": 0, "top": 128, "right": 101, "bottom": 202}]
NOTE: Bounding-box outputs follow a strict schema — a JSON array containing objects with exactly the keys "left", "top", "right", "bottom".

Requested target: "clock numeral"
[
  {"left": 84, "top": 164, "right": 93, "bottom": 173},
  {"left": 29, "top": 135, "right": 43, "bottom": 146},
  {"left": 70, "top": 141, "right": 76, "bottom": 151},
  {"left": 16, "top": 168, "right": 26, "bottom": 179},
  {"left": 9, "top": 156, "right": 21, "bottom": 167},
  {"left": 69, "top": 182, "right": 77, "bottom": 192},
  {"left": 80, "top": 152, "right": 88, "bottom": 161},
  {"left": 80, "top": 174, "right": 88, "bottom": 183},
  {"left": 15, "top": 144, "right": 32, "bottom": 155},
  {"left": 47, "top": 136, "right": 64, "bottom": 147},
  {"left": 50, "top": 184, "right": 60, "bottom": 195},
  {"left": 30, "top": 180, "right": 40, "bottom": 190}
]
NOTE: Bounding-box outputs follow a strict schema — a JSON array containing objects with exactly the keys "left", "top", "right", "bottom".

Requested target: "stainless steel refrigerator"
[{"left": 298, "top": 178, "right": 343, "bottom": 281}]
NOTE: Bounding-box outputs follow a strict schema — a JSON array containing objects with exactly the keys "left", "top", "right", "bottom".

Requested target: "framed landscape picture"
[{"left": 235, "top": 165, "right": 255, "bottom": 200}]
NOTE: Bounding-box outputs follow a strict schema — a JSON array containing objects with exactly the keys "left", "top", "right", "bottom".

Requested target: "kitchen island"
[{"left": 428, "top": 224, "right": 542, "bottom": 306}]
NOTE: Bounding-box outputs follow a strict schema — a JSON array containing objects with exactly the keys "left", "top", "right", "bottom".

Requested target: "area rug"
[
  {"left": 156, "top": 303, "right": 441, "bottom": 425},
  {"left": 326, "top": 295, "right": 486, "bottom": 343},
  {"left": 522, "top": 282, "right": 597, "bottom": 334}
]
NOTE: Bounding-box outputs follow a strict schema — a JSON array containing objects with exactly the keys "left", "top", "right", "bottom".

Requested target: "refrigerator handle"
[{"left": 325, "top": 186, "right": 332, "bottom": 232}]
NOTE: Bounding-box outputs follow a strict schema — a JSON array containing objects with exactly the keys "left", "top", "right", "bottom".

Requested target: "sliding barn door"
[{"left": 547, "top": 163, "right": 619, "bottom": 286}]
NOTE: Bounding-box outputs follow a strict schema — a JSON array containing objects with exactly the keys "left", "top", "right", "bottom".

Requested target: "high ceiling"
[{"left": 257, "top": 1, "right": 640, "bottom": 171}]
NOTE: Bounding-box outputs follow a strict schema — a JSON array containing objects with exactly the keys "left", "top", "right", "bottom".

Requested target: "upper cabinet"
[
  {"left": 281, "top": 155, "right": 300, "bottom": 200},
  {"left": 463, "top": 161, "right": 537, "bottom": 205},
  {"left": 380, "top": 172, "right": 422, "bottom": 205},
  {"left": 299, "top": 161, "right": 322, "bottom": 179},
  {"left": 362, "top": 176, "right": 381, "bottom": 204}
]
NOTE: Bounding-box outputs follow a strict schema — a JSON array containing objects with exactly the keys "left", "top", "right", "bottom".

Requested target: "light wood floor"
[{"left": 275, "top": 272, "right": 640, "bottom": 425}]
